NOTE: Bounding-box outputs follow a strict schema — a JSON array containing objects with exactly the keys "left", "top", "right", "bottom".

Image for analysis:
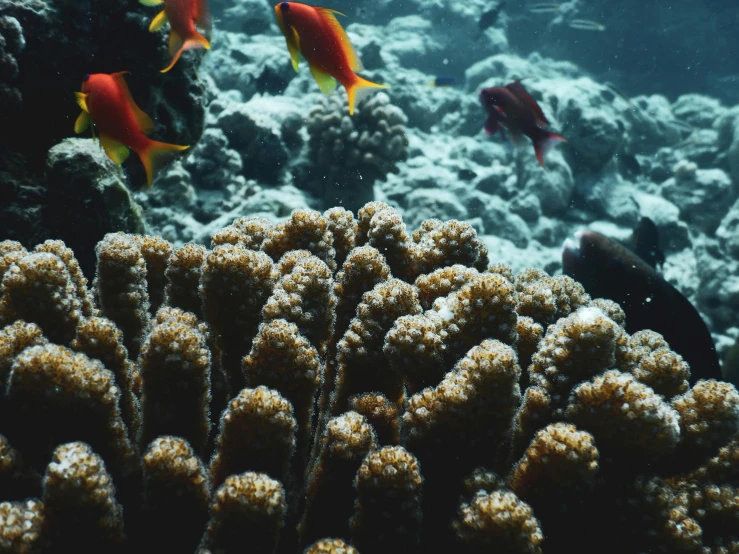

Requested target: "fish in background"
[
  {"left": 428, "top": 76, "right": 457, "bottom": 87},
  {"left": 74, "top": 72, "right": 189, "bottom": 187},
  {"left": 526, "top": 2, "right": 565, "bottom": 14},
  {"left": 274, "top": 2, "right": 387, "bottom": 116},
  {"left": 562, "top": 223, "right": 722, "bottom": 385},
  {"left": 140, "top": 0, "right": 212, "bottom": 73},
  {"left": 479, "top": 79, "right": 566, "bottom": 167},
  {"left": 568, "top": 19, "right": 606, "bottom": 31},
  {"left": 478, "top": 1, "right": 506, "bottom": 32}
]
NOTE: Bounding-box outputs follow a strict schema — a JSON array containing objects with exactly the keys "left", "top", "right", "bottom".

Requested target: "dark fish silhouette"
[
  {"left": 562, "top": 228, "right": 721, "bottom": 385},
  {"left": 722, "top": 336, "right": 739, "bottom": 386},
  {"left": 630, "top": 217, "right": 665, "bottom": 270},
  {"left": 478, "top": 1, "right": 506, "bottom": 32}
]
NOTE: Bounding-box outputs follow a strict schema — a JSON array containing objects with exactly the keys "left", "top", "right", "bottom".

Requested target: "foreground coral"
[{"left": 0, "top": 203, "right": 737, "bottom": 554}]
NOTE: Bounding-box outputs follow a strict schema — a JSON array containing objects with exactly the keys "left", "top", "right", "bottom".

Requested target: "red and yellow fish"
[
  {"left": 74, "top": 72, "right": 189, "bottom": 187},
  {"left": 140, "top": 0, "right": 212, "bottom": 73},
  {"left": 274, "top": 2, "right": 387, "bottom": 115}
]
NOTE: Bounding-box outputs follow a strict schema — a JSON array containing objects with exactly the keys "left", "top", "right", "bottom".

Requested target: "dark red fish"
[{"left": 479, "top": 79, "right": 565, "bottom": 167}]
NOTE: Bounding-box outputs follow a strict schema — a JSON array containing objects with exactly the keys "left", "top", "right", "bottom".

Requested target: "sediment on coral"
[{"left": 1, "top": 202, "right": 738, "bottom": 554}]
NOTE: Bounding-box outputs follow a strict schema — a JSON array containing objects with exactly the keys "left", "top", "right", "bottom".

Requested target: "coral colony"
[{"left": 1, "top": 203, "right": 739, "bottom": 553}]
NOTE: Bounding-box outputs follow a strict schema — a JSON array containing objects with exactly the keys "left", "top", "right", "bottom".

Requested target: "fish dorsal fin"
[
  {"left": 99, "top": 133, "right": 131, "bottom": 165},
  {"left": 196, "top": 0, "right": 212, "bottom": 33},
  {"left": 314, "top": 7, "right": 363, "bottom": 72},
  {"left": 111, "top": 72, "right": 155, "bottom": 135},
  {"left": 75, "top": 91, "right": 89, "bottom": 113},
  {"left": 507, "top": 79, "right": 549, "bottom": 127},
  {"left": 309, "top": 63, "right": 337, "bottom": 95}
]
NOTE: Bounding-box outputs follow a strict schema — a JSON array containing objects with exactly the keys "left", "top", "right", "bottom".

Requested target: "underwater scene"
[{"left": 1, "top": 0, "right": 739, "bottom": 551}]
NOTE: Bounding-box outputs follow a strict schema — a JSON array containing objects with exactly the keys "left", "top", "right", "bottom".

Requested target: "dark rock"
[{"left": 44, "top": 139, "right": 146, "bottom": 278}]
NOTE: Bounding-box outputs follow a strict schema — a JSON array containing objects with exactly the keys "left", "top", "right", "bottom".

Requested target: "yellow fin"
[
  {"left": 74, "top": 111, "right": 90, "bottom": 134},
  {"left": 140, "top": 140, "right": 190, "bottom": 188},
  {"left": 309, "top": 63, "right": 337, "bottom": 95},
  {"left": 346, "top": 75, "right": 388, "bottom": 116},
  {"left": 161, "top": 30, "right": 210, "bottom": 72},
  {"left": 110, "top": 72, "right": 155, "bottom": 135},
  {"left": 314, "top": 7, "right": 363, "bottom": 72},
  {"left": 168, "top": 30, "right": 182, "bottom": 57},
  {"left": 75, "top": 91, "right": 89, "bottom": 113},
  {"left": 287, "top": 26, "right": 300, "bottom": 72},
  {"left": 99, "top": 134, "right": 131, "bottom": 165},
  {"left": 139, "top": 0, "right": 164, "bottom": 5},
  {"left": 149, "top": 9, "right": 168, "bottom": 32}
]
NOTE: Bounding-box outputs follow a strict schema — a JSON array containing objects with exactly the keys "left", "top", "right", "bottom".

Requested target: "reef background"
[{"left": 1, "top": 0, "right": 739, "bottom": 365}]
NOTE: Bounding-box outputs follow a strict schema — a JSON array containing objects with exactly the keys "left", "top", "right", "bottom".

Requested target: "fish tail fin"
[
  {"left": 161, "top": 29, "right": 211, "bottom": 73},
  {"left": 345, "top": 75, "right": 388, "bottom": 116},
  {"left": 533, "top": 130, "right": 566, "bottom": 167},
  {"left": 137, "top": 139, "right": 189, "bottom": 187}
]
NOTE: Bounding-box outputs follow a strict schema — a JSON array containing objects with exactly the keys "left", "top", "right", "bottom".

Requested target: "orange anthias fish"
[
  {"left": 274, "top": 2, "right": 387, "bottom": 115},
  {"left": 74, "top": 72, "right": 189, "bottom": 187},
  {"left": 140, "top": 0, "right": 212, "bottom": 73}
]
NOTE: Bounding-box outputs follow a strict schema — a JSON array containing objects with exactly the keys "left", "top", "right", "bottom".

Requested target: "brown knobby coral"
[{"left": 0, "top": 202, "right": 737, "bottom": 554}]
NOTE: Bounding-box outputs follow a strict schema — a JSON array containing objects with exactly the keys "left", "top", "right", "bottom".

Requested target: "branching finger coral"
[
  {"left": 4, "top": 344, "right": 139, "bottom": 486},
  {"left": 141, "top": 436, "right": 211, "bottom": 553},
  {"left": 138, "top": 318, "right": 212, "bottom": 455},
  {"left": 209, "top": 386, "right": 296, "bottom": 490},
  {"left": 163, "top": 242, "right": 208, "bottom": 319},
  {"left": 452, "top": 490, "right": 544, "bottom": 554},
  {"left": 1, "top": 202, "right": 739, "bottom": 554},
  {"left": 385, "top": 272, "right": 518, "bottom": 391},
  {"left": 200, "top": 471, "right": 287, "bottom": 554},
  {"left": 350, "top": 446, "right": 423, "bottom": 554},
  {"left": 93, "top": 233, "right": 151, "bottom": 359},
  {"left": 0, "top": 252, "right": 83, "bottom": 345},
  {"left": 262, "top": 254, "right": 337, "bottom": 357},
  {"left": 324, "top": 208, "right": 356, "bottom": 270},
  {"left": 199, "top": 244, "right": 276, "bottom": 392},
  {"left": 243, "top": 320, "right": 319, "bottom": 473},
  {"left": 0, "top": 498, "right": 44, "bottom": 553},
  {"left": 527, "top": 306, "right": 624, "bottom": 418},
  {"left": 304, "top": 538, "right": 359, "bottom": 554},
  {"left": 34, "top": 239, "right": 96, "bottom": 318},
  {"left": 71, "top": 316, "right": 141, "bottom": 443},
  {"left": 42, "top": 441, "right": 125, "bottom": 552},
  {"left": 330, "top": 279, "right": 421, "bottom": 419},
  {"left": 567, "top": 370, "right": 681, "bottom": 466},
  {"left": 138, "top": 235, "right": 174, "bottom": 315},
  {"left": 300, "top": 411, "right": 377, "bottom": 548},
  {"left": 262, "top": 210, "right": 337, "bottom": 273}
]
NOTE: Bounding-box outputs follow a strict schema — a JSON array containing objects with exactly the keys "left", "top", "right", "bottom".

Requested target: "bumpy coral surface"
[
  {"left": 0, "top": 203, "right": 738, "bottom": 554},
  {"left": 298, "top": 91, "right": 409, "bottom": 211}
]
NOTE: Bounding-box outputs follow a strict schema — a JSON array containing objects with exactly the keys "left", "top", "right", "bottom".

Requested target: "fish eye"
[{"left": 280, "top": 2, "right": 289, "bottom": 11}]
